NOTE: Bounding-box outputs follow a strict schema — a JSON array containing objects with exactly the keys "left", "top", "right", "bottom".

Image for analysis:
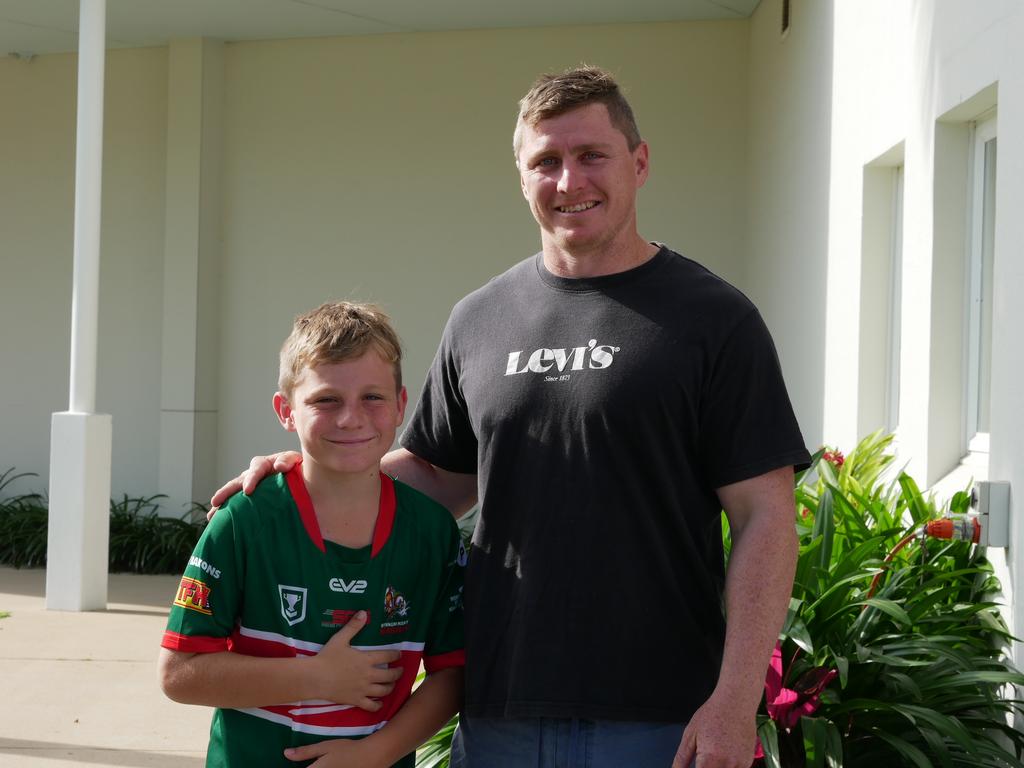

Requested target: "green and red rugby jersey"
[{"left": 162, "top": 465, "right": 465, "bottom": 768}]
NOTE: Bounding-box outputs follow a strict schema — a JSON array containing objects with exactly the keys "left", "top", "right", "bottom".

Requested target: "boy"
[{"left": 159, "top": 301, "right": 465, "bottom": 768}]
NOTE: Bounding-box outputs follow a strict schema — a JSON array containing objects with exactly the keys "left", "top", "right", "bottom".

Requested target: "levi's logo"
[
  {"left": 174, "top": 577, "right": 212, "bottom": 615},
  {"left": 505, "top": 339, "right": 620, "bottom": 376},
  {"left": 329, "top": 578, "right": 368, "bottom": 594}
]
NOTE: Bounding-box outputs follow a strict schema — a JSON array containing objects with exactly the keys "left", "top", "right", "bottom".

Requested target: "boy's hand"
[
  {"left": 284, "top": 736, "right": 383, "bottom": 767},
  {"left": 314, "top": 611, "right": 404, "bottom": 710},
  {"left": 207, "top": 451, "right": 302, "bottom": 519}
]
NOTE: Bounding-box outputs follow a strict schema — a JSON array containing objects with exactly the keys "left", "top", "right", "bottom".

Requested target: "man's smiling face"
[{"left": 516, "top": 102, "right": 649, "bottom": 262}]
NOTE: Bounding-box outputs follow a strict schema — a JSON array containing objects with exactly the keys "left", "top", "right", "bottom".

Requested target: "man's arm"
[
  {"left": 282, "top": 666, "right": 464, "bottom": 767},
  {"left": 159, "top": 612, "right": 403, "bottom": 710},
  {"left": 381, "top": 447, "right": 477, "bottom": 518},
  {"left": 210, "top": 448, "right": 477, "bottom": 519},
  {"left": 674, "top": 465, "right": 798, "bottom": 768}
]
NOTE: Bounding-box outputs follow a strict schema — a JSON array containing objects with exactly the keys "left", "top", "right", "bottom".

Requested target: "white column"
[
  {"left": 46, "top": 0, "right": 111, "bottom": 611},
  {"left": 158, "top": 38, "right": 223, "bottom": 515}
]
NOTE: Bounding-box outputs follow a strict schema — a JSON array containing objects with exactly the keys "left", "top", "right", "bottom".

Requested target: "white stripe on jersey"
[
  {"left": 288, "top": 703, "right": 355, "bottom": 716},
  {"left": 234, "top": 707, "right": 389, "bottom": 736},
  {"left": 237, "top": 624, "right": 426, "bottom": 655},
  {"left": 237, "top": 625, "right": 323, "bottom": 653}
]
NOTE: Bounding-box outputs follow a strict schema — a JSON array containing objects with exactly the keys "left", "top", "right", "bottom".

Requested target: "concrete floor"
[{"left": 0, "top": 566, "right": 209, "bottom": 767}]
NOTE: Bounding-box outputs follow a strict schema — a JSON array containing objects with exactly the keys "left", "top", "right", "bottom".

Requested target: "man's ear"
[
  {"left": 273, "top": 392, "right": 296, "bottom": 431},
  {"left": 634, "top": 141, "right": 650, "bottom": 188}
]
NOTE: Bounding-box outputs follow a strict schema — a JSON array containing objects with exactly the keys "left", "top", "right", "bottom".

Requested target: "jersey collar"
[{"left": 285, "top": 462, "right": 396, "bottom": 557}]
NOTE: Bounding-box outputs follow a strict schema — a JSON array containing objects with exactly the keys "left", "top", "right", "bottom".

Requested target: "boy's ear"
[
  {"left": 396, "top": 386, "right": 408, "bottom": 425},
  {"left": 273, "top": 392, "right": 296, "bottom": 432}
]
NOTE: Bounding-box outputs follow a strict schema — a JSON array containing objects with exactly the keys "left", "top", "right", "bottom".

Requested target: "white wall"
[
  {"left": 214, "top": 22, "right": 753, "bottom": 485},
  {"left": 0, "top": 47, "right": 167, "bottom": 501},
  {"left": 821, "top": 0, "right": 1024, "bottom": 659},
  {"left": 746, "top": 0, "right": 835, "bottom": 449},
  {"left": 0, "top": 22, "right": 754, "bottom": 506},
  {"left": 824, "top": 1, "right": 910, "bottom": 450}
]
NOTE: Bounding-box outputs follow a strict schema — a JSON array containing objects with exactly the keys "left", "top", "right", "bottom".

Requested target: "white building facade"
[{"left": 1, "top": 0, "right": 1022, "bottom": 656}]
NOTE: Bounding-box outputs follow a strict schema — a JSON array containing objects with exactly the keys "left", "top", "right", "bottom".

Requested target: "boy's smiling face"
[{"left": 273, "top": 350, "right": 407, "bottom": 479}]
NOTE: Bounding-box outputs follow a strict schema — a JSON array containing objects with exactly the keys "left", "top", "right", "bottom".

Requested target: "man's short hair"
[
  {"left": 279, "top": 301, "right": 402, "bottom": 395},
  {"left": 513, "top": 65, "right": 642, "bottom": 158}
]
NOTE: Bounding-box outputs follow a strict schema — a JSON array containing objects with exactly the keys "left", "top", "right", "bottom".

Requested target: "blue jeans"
[{"left": 449, "top": 715, "right": 691, "bottom": 768}]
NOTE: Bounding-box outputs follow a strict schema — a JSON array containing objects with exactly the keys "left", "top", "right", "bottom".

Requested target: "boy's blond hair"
[{"left": 279, "top": 301, "right": 402, "bottom": 395}]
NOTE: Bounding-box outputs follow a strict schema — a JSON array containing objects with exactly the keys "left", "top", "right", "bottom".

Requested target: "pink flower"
[
  {"left": 822, "top": 449, "right": 845, "bottom": 469},
  {"left": 763, "top": 643, "right": 838, "bottom": 730}
]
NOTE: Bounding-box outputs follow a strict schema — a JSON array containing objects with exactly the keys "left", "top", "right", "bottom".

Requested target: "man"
[{"left": 216, "top": 66, "right": 808, "bottom": 767}]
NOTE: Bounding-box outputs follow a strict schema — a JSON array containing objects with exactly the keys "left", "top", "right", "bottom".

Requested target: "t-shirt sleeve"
[
  {"left": 699, "top": 308, "right": 810, "bottom": 488},
  {"left": 401, "top": 314, "right": 479, "bottom": 474},
  {"left": 422, "top": 518, "right": 466, "bottom": 674},
  {"left": 161, "top": 497, "right": 247, "bottom": 654}
]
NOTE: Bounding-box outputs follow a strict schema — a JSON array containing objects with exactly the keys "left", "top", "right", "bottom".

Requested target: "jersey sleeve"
[
  {"left": 699, "top": 308, "right": 810, "bottom": 488},
  {"left": 401, "top": 312, "right": 479, "bottom": 474},
  {"left": 161, "top": 496, "right": 248, "bottom": 654},
  {"left": 422, "top": 517, "right": 466, "bottom": 674}
]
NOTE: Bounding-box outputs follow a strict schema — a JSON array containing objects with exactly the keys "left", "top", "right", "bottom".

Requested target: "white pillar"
[
  {"left": 158, "top": 38, "right": 223, "bottom": 514},
  {"left": 46, "top": 414, "right": 112, "bottom": 611},
  {"left": 68, "top": 0, "right": 106, "bottom": 415},
  {"left": 46, "top": 0, "right": 111, "bottom": 611}
]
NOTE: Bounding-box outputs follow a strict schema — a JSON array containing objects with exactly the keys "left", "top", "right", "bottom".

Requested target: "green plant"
[
  {"left": 0, "top": 611, "right": 10, "bottom": 619},
  {"left": 0, "top": 469, "right": 49, "bottom": 568},
  {"left": 108, "top": 495, "right": 208, "bottom": 574},
  {"left": 758, "top": 431, "right": 1024, "bottom": 768},
  {"left": 0, "top": 468, "right": 207, "bottom": 574},
  {"left": 416, "top": 710, "right": 458, "bottom": 768}
]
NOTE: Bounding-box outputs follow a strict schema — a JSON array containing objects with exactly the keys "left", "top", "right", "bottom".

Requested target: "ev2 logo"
[{"left": 330, "top": 578, "right": 368, "bottom": 594}]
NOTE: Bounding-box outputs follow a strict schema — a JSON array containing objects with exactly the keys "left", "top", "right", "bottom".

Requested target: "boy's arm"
[
  {"left": 282, "top": 666, "right": 464, "bottom": 767},
  {"left": 159, "top": 611, "right": 403, "bottom": 710}
]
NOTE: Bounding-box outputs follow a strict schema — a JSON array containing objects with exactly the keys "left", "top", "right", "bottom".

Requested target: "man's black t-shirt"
[{"left": 402, "top": 246, "right": 809, "bottom": 722}]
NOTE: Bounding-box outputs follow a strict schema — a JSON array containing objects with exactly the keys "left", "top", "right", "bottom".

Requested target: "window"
[
  {"left": 965, "top": 115, "right": 996, "bottom": 455},
  {"left": 885, "top": 165, "right": 904, "bottom": 433},
  {"left": 858, "top": 148, "right": 904, "bottom": 440}
]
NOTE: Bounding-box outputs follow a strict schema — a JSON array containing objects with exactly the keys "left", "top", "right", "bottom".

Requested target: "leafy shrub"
[
  {"left": 417, "top": 435, "right": 1024, "bottom": 768},
  {"left": 0, "top": 468, "right": 206, "bottom": 574},
  {"left": 0, "top": 469, "right": 49, "bottom": 568},
  {"left": 108, "top": 495, "right": 208, "bottom": 574},
  {"left": 758, "top": 431, "right": 1024, "bottom": 767}
]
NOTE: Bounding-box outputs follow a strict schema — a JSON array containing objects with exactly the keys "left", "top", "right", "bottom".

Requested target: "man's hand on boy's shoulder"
[
  {"left": 207, "top": 451, "right": 302, "bottom": 520},
  {"left": 312, "top": 610, "right": 404, "bottom": 711}
]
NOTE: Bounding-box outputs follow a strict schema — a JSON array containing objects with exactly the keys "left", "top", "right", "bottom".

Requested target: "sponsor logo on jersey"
[
  {"left": 329, "top": 577, "right": 368, "bottom": 594},
  {"left": 449, "top": 585, "right": 464, "bottom": 614},
  {"left": 174, "top": 577, "right": 212, "bottom": 615},
  {"left": 321, "top": 608, "right": 370, "bottom": 628},
  {"left": 504, "top": 339, "right": 620, "bottom": 378},
  {"left": 383, "top": 586, "right": 409, "bottom": 619},
  {"left": 381, "top": 585, "right": 411, "bottom": 634},
  {"left": 188, "top": 555, "right": 221, "bottom": 579},
  {"left": 279, "top": 584, "right": 307, "bottom": 626}
]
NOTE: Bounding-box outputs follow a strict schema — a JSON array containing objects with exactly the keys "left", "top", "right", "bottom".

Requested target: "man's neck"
[{"left": 541, "top": 235, "right": 660, "bottom": 279}]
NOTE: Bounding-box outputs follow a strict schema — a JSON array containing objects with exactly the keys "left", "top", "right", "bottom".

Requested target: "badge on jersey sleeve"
[
  {"left": 175, "top": 577, "right": 212, "bottom": 615},
  {"left": 279, "top": 584, "right": 307, "bottom": 626}
]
